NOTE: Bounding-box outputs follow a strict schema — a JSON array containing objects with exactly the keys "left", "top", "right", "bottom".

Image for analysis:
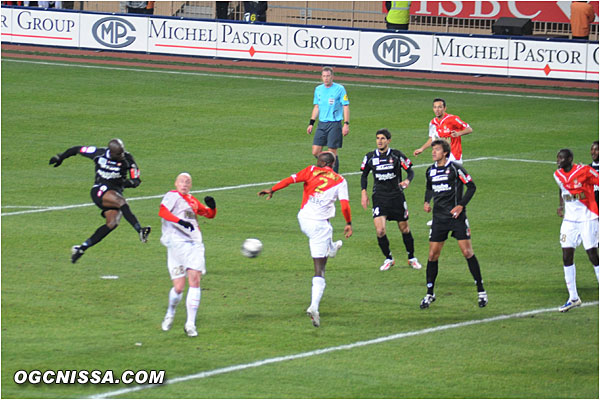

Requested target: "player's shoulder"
[
  {"left": 448, "top": 160, "right": 467, "bottom": 173},
  {"left": 391, "top": 148, "right": 408, "bottom": 158},
  {"left": 553, "top": 168, "right": 562, "bottom": 177},
  {"left": 364, "top": 150, "right": 376, "bottom": 158},
  {"left": 448, "top": 160, "right": 462, "bottom": 169},
  {"left": 582, "top": 163, "right": 599, "bottom": 177},
  {"left": 79, "top": 145, "right": 102, "bottom": 155},
  {"left": 161, "top": 190, "right": 180, "bottom": 203}
]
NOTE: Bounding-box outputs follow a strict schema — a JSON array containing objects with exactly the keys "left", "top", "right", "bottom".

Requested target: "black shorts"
[
  {"left": 372, "top": 193, "right": 408, "bottom": 221},
  {"left": 90, "top": 185, "right": 120, "bottom": 216},
  {"left": 313, "top": 121, "right": 343, "bottom": 149},
  {"left": 429, "top": 214, "right": 471, "bottom": 242}
]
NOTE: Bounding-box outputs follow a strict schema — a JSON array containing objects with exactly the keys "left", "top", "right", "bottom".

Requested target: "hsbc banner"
[
  {"left": 410, "top": 1, "right": 599, "bottom": 24},
  {"left": 1, "top": 6, "right": 598, "bottom": 81}
]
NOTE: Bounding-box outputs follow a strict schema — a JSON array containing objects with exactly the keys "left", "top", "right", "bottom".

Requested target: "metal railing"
[{"left": 64, "top": 2, "right": 599, "bottom": 40}]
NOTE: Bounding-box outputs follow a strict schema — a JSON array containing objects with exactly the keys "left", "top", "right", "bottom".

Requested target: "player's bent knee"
[
  {"left": 172, "top": 280, "right": 186, "bottom": 293},
  {"left": 106, "top": 220, "right": 119, "bottom": 229}
]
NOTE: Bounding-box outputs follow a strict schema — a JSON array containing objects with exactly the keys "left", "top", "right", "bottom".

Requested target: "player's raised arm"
[{"left": 49, "top": 146, "right": 83, "bottom": 167}]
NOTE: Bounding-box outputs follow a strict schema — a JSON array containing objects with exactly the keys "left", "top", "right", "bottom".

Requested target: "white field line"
[
  {"left": 0, "top": 156, "right": 555, "bottom": 217},
  {"left": 3, "top": 58, "right": 596, "bottom": 103},
  {"left": 89, "top": 301, "right": 599, "bottom": 399}
]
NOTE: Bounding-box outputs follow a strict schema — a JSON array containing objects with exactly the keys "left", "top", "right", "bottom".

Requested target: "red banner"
[{"left": 408, "top": 1, "right": 599, "bottom": 24}]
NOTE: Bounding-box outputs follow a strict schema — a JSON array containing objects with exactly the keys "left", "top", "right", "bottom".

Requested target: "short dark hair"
[
  {"left": 322, "top": 66, "right": 333, "bottom": 74},
  {"left": 558, "top": 148, "right": 573, "bottom": 159},
  {"left": 376, "top": 129, "right": 391, "bottom": 139},
  {"left": 431, "top": 139, "right": 451, "bottom": 157},
  {"left": 593, "top": 140, "right": 599, "bottom": 147},
  {"left": 433, "top": 98, "right": 446, "bottom": 107},
  {"left": 318, "top": 151, "right": 335, "bottom": 167}
]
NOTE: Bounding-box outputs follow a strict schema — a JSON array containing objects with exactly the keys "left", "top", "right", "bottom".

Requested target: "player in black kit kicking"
[
  {"left": 421, "top": 139, "right": 487, "bottom": 309},
  {"left": 49, "top": 138, "right": 151, "bottom": 263}
]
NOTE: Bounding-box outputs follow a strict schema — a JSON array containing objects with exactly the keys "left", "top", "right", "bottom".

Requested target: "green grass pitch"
[{"left": 1, "top": 58, "right": 598, "bottom": 399}]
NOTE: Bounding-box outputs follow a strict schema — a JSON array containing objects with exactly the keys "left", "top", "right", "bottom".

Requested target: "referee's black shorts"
[
  {"left": 429, "top": 214, "right": 471, "bottom": 242},
  {"left": 371, "top": 192, "right": 408, "bottom": 221}
]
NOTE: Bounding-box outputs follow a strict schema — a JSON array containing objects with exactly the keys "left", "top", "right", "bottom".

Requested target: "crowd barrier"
[{"left": 1, "top": 6, "right": 598, "bottom": 81}]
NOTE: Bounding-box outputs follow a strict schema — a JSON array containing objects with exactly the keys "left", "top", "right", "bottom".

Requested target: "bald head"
[
  {"left": 108, "top": 138, "right": 125, "bottom": 161},
  {"left": 175, "top": 172, "right": 192, "bottom": 195}
]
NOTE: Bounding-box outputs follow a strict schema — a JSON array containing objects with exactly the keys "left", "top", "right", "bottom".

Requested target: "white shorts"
[
  {"left": 298, "top": 215, "right": 333, "bottom": 258},
  {"left": 560, "top": 219, "right": 599, "bottom": 250},
  {"left": 166, "top": 240, "right": 206, "bottom": 280}
]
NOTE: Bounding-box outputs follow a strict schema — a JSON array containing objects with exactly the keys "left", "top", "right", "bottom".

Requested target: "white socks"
[
  {"left": 166, "top": 287, "right": 183, "bottom": 317},
  {"left": 563, "top": 265, "right": 579, "bottom": 301},
  {"left": 186, "top": 287, "right": 201, "bottom": 327},
  {"left": 594, "top": 265, "right": 599, "bottom": 281},
  {"left": 310, "top": 276, "right": 326, "bottom": 311},
  {"left": 166, "top": 286, "right": 201, "bottom": 328}
]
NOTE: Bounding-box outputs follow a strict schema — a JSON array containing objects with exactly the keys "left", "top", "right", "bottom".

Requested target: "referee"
[{"left": 307, "top": 66, "right": 350, "bottom": 173}]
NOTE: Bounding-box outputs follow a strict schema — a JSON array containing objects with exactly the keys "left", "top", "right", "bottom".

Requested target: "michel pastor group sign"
[{"left": 1, "top": 5, "right": 597, "bottom": 81}]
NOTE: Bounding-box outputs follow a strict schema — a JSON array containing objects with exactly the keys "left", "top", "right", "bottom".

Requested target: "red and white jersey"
[
  {"left": 292, "top": 165, "right": 349, "bottom": 220},
  {"left": 429, "top": 113, "right": 470, "bottom": 163},
  {"left": 160, "top": 190, "right": 204, "bottom": 243},
  {"left": 554, "top": 164, "right": 599, "bottom": 221}
]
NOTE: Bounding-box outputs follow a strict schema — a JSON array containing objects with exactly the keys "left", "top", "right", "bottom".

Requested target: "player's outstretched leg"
[
  {"left": 327, "top": 240, "right": 343, "bottom": 258},
  {"left": 119, "top": 203, "right": 151, "bottom": 242},
  {"left": 71, "top": 224, "right": 115, "bottom": 263},
  {"left": 139, "top": 226, "right": 151, "bottom": 243}
]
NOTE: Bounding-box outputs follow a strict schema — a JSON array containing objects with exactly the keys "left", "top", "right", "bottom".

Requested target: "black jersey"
[
  {"left": 425, "top": 160, "right": 476, "bottom": 216},
  {"left": 361, "top": 148, "right": 414, "bottom": 197},
  {"left": 61, "top": 146, "right": 141, "bottom": 192}
]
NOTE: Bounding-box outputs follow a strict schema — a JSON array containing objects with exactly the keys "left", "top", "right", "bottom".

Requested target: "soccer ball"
[{"left": 241, "top": 238, "right": 263, "bottom": 258}]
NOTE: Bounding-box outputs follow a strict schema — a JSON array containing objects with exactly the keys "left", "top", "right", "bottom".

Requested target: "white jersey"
[{"left": 160, "top": 190, "right": 203, "bottom": 245}]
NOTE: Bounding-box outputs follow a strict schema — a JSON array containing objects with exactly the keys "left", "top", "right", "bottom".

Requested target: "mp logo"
[
  {"left": 372, "top": 35, "right": 420, "bottom": 67},
  {"left": 92, "top": 17, "right": 136, "bottom": 48}
]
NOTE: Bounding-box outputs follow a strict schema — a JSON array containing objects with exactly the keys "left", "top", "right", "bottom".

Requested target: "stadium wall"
[{"left": 1, "top": 5, "right": 598, "bottom": 81}]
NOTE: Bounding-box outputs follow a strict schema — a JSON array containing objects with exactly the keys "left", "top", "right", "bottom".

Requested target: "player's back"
[{"left": 297, "top": 166, "right": 348, "bottom": 220}]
